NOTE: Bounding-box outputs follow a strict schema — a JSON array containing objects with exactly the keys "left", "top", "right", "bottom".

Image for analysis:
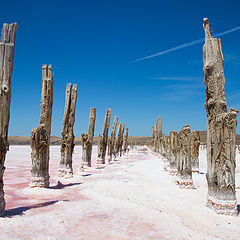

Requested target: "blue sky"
[{"left": 1, "top": 0, "right": 240, "bottom": 136}]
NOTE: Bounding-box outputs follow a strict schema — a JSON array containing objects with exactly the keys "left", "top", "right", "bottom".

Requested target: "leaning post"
[{"left": 0, "top": 23, "right": 17, "bottom": 215}]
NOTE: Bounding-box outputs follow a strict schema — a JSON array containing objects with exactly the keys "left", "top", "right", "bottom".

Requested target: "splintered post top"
[{"left": 203, "top": 18, "right": 212, "bottom": 39}]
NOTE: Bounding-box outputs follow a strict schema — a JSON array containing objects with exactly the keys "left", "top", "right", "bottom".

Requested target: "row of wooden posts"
[
  {"left": 30, "top": 67, "right": 129, "bottom": 188},
  {"left": 152, "top": 117, "right": 200, "bottom": 182},
  {"left": 0, "top": 23, "right": 129, "bottom": 216},
  {"left": 151, "top": 18, "right": 239, "bottom": 216},
  {"left": 0, "top": 18, "right": 239, "bottom": 217}
]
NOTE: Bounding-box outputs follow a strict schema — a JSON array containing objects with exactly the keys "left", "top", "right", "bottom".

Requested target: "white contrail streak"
[{"left": 131, "top": 26, "right": 240, "bottom": 63}]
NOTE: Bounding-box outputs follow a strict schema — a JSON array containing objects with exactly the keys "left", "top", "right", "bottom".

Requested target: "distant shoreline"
[
  {"left": 8, "top": 136, "right": 152, "bottom": 146},
  {"left": 8, "top": 132, "right": 240, "bottom": 145}
]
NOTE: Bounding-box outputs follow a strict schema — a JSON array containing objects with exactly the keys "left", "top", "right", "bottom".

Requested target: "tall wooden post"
[
  {"left": 169, "top": 131, "right": 179, "bottom": 175},
  {"left": 123, "top": 127, "right": 129, "bottom": 153},
  {"left": 151, "top": 126, "right": 155, "bottom": 149},
  {"left": 59, "top": 83, "right": 77, "bottom": 177},
  {"left": 176, "top": 125, "right": 193, "bottom": 189},
  {"left": 191, "top": 130, "right": 200, "bottom": 172},
  {"left": 108, "top": 116, "right": 118, "bottom": 162},
  {"left": 30, "top": 64, "right": 54, "bottom": 188},
  {"left": 153, "top": 124, "right": 158, "bottom": 152},
  {"left": 165, "top": 135, "right": 170, "bottom": 160},
  {"left": 162, "top": 134, "right": 166, "bottom": 156},
  {"left": 0, "top": 23, "right": 17, "bottom": 215},
  {"left": 156, "top": 116, "right": 162, "bottom": 153},
  {"left": 203, "top": 18, "right": 238, "bottom": 215},
  {"left": 97, "top": 109, "right": 111, "bottom": 164},
  {"left": 114, "top": 122, "right": 122, "bottom": 158},
  {"left": 119, "top": 123, "right": 125, "bottom": 157},
  {"left": 82, "top": 108, "right": 96, "bottom": 167}
]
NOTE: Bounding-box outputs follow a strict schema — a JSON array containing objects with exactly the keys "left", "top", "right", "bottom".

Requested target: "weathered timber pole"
[
  {"left": 176, "top": 125, "right": 193, "bottom": 189},
  {"left": 203, "top": 18, "right": 238, "bottom": 215},
  {"left": 165, "top": 135, "right": 170, "bottom": 160},
  {"left": 151, "top": 126, "right": 155, "bottom": 150},
  {"left": 153, "top": 124, "right": 158, "bottom": 152},
  {"left": 191, "top": 130, "right": 200, "bottom": 172},
  {"left": 0, "top": 23, "right": 17, "bottom": 215},
  {"left": 162, "top": 134, "right": 166, "bottom": 156},
  {"left": 114, "top": 122, "right": 122, "bottom": 158},
  {"left": 59, "top": 83, "right": 77, "bottom": 177},
  {"left": 156, "top": 116, "right": 162, "bottom": 153},
  {"left": 123, "top": 127, "right": 129, "bottom": 153},
  {"left": 81, "top": 108, "right": 96, "bottom": 167},
  {"left": 168, "top": 131, "right": 179, "bottom": 175},
  {"left": 163, "top": 135, "right": 170, "bottom": 168},
  {"left": 108, "top": 116, "right": 118, "bottom": 162},
  {"left": 30, "top": 64, "right": 54, "bottom": 188},
  {"left": 119, "top": 123, "right": 125, "bottom": 157},
  {"left": 97, "top": 109, "right": 111, "bottom": 164}
]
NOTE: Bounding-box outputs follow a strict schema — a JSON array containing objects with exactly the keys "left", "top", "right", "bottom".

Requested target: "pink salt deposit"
[{"left": 0, "top": 145, "right": 239, "bottom": 240}]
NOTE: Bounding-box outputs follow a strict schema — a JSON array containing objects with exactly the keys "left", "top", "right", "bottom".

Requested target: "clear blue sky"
[{"left": 1, "top": 0, "right": 240, "bottom": 136}]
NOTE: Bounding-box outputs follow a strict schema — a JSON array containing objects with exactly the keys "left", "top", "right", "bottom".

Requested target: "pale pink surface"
[{"left": 0, "top": 146, "right": 239, "bottom": 240}]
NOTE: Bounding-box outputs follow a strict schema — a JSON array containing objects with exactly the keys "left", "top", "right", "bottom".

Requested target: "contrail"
[{"left": 131, "top": 26, "right": 240, "bottom": 63}]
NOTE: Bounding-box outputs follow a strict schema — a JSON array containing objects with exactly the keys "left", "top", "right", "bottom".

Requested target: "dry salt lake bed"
[{"left": 0, "top": 145, "right": 240, "bottom": 240}]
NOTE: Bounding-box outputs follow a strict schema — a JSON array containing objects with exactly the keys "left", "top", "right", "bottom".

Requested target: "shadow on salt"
[
  {"left": 49, "top": 181, "right": 81, "bottom": 189},
  {"left": 4, "top": 200, "right": 60, "bottom": 217}
]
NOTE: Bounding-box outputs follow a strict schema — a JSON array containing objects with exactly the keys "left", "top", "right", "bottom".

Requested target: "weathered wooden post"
[
  {"left": 97, "top": 109, "right": 111, "bottom": 164},
  {"left": 165, "top": 135, "right": 171, "bottom": 160},
  {"left": 151, "top": 126, "right": 155, "bottom": 150},
  {"left": 156, "top": 116, "right": 162, "bottom": 153},
  {"left": 59, "top": 83, "right": 77, "bottom": 177},
  {"left": 169, "top": 131, "right": 179, "bottom": 175},
  {"left": 153, "top": 124, "right": 158, "bottom": 152},
  {"left": 0, "top": 23, "right": 17, "bottom": 215},
  {"left": 176, "top": 125, "right": 193, "bottom": 188},
  {"left": 81, "top": 108, "right": 96, "bottom": 167},
  {"left": 114, "top": 122, "right": 122, "bottom": 158},
  {"left": 108, "top": 116, "right": 118, "bottom": 162},
  {"left": 191, "top": 130, "right": 200, "bottom": 172},
  {"left": 119, "top": 123, "right": 125, "bottom": 157},
  {"left": 123, "top": 127, "right": 129, "bottom": 153},
  {"left": 163, "top": 135, "right": 170, "bottom": 169},
  {"left": 161, "top": 134, "right": 166, "bottom": 156},
  {"left": 203, "top": 18, "right": 238, "bottom": 215},
  {"left": 30, "top": 64, "right": 54, "bottom": 188}
]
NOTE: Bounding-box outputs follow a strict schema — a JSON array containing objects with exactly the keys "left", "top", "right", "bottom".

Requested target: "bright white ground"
[{"left": 0, "top": 146, "right": 239, "bottom": 240}]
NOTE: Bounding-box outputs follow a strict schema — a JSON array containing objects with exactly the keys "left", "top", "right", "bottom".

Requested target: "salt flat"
[{"left": 0, "top": 146, "right": 239, "bottom": 240}]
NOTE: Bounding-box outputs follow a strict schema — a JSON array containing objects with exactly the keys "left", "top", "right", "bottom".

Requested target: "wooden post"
[
  {"left": 97, "top": 109, "right": 111, "bottom": 164},
  {"left": 156, "top": 116, "right": 162, "bottom": 153},
  {"left": 169, "top": 131, "right": 179, "bottom": 175},
  {"left": 114, "top": 122, "right": 122, "bottom": 158},
  {"left": 165, "top": 135, "right": 170, "bottom": 160},
  {"left": 176, "top": 125, "right": 193, "bottom": 189},
  {"left": 0, "top": 23, "right": 17, "bottom": 215},
  {"left": 151, "top": 126, "right": 155, "bottom": 150},
  {"left": 162, "top": 134, "right": 166, "bottom": 156},
  {"left": 108, "top": 116, "right": 118, "bottom": 162},
  {"left": 203, "top": 18, "right": 238, "bottom": 215},
  {"left": 123, "top": 127, "right": 129, "bottom": 153},
  {"left": 81, "top": 108, "right": 96, "bottom": 167},
  {"left": 59, "top": 83, "right": 77, "bottom": 177},
  {"left": 30, "top": 64, "right": 54, "bottom": 188},
  {"left": 119, "top": 123, "right": 125, "bottom": 157},
  {"left": 191, "top": 130, "right": 200, "bottom": 172},
  {"left": 153, "top": 124, "right": 158, "bottom": 152}
]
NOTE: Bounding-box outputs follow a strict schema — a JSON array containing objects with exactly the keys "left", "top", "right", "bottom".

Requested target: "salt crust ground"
[{"left": 0, "top": 145, "right": 239, "bottom": 240}]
